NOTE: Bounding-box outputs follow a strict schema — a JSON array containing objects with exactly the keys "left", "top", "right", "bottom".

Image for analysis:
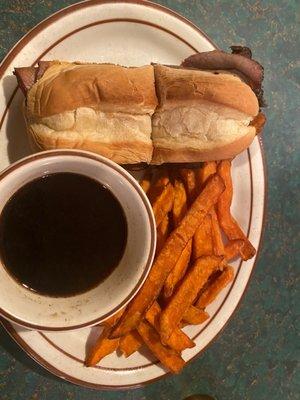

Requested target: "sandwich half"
[
  {"left": 15, "top": 61, "right": 158, "bottom": 164},
  {"left": 151, "top": 64, "right": 260, "bottom": 164}
]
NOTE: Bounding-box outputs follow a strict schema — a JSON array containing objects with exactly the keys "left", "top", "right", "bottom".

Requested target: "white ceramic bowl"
[{"left": 0, "top": 150, "right": 156, "bottom": 331}]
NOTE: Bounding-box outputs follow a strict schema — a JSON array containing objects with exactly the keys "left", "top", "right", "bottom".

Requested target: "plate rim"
[
  {"left": 0, "top": 0, "right": 268, "bottom": 391},
  {"left": 0, "top": 0, "right": 216, "bottom": 76}
]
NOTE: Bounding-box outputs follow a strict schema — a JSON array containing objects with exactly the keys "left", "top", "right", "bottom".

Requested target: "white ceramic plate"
[{"left": 0, "top": 0, "right": 266, "bottom": 390}]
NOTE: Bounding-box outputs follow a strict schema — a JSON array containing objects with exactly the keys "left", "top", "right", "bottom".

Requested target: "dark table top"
[{"left": 0, "top": 1, "right": 298, "bottom": 399}]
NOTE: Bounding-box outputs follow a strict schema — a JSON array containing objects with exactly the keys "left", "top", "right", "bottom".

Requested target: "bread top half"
[
  {"left": 154, "top": 64, "right": 259, "bottom": 116},
  {"left": 26, "top": 62, "right": 158, "bottom": 119}
]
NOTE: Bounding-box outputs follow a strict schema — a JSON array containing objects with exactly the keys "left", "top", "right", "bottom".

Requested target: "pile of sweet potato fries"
[{"left": 85, "top": 160, "right": 256, "bottom": 373}]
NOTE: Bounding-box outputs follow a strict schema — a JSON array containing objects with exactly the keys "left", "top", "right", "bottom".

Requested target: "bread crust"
[
  {"left": 151, "top": 130, "right": 256, "bottom": 164},
  {"left": 28, "top": 124, "right": 153, "bottom": 164},
  {"left": 151, "top": 65, "right": 260, "bottom": 163},
  {"left": 27, "top": 62, "right": 158, "bottom": 118},
  {"left": 25, "top": 62, "right": 157, "bottom": 163},
  {"left": 154, "top": 64, "right": 259, "bottom": 116}
]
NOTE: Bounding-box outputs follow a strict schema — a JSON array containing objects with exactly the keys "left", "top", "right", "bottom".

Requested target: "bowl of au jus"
[{"left": 0, "top": 150, "right": 156, "bottom": 330}]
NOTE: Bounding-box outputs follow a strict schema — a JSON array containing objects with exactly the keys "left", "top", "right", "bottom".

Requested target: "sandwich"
[
  {"left": 14, "top": 47, "right": 265, "bottom": 165},
  {"left": 14, "top": 62, "right": 158, "bottom": 164}
]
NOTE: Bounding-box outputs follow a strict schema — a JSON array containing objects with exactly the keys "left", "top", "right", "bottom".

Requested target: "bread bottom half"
[
  {"left": 26, "top": 107, "right": 153, "bottom": 164},
  {"left": 151, "top": 103, "right": 256, "bottom": 164}
]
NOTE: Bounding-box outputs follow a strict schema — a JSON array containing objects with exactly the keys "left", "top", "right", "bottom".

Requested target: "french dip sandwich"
[{"left": 14, "top": 47, "right": 265, "bottom": 164}]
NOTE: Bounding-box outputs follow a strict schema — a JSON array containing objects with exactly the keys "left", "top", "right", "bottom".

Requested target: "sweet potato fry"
[
  {"left": 147, "top": 170, "right": 169, "bottom": 203},
  {"left": 140, "top": 171, "right": 152, "bottom": 194},
  {"left": 167, "top": 329, "right": 195, "bottom": 352},
  {"left": 119, "top": 330, "right": 143, "bottom": 357},
  {"left": 183, "top": 306, "right": 209, "bottom": 325},
  {"left": 153, "top": 171, "right": 170, "bottom": 188},
  {"left": 163, "top": 239, "right": 192, "bottom": 298},
  {"left": 172, "top": 179, "right": 187, "bottom": 227},
  {"left": 156, "top": 214, "right": 169, "bottom": 255},
  {"left": 145, "top": 301, "right": 161, "bottom": 325},
  {"left": 110, "top": 175, "right": 225, "bottom": 338},
  {"left": 85, "top": 327, "right": 119, "bottom": 366},
  {"left": 103, "top": 307, "right": 126, "bottom": 328},
  {"left": 193, "top": 214, "right": 213, "bottom": 260},
  {"left": 224, "top": 239, "right": 244, "bottom": 261},
  {"left": 179, "top": 168, "right": 198, "bottom": 204},
  {"left": 194, "top": 162, "right": 224, "bottom": 257},
  {"left": 217, "top": 160, "right": 256, "bottom": 260},
  {"left": 160, "top": 255, "right": 223, "bottom": 343},
  {"left": 196, "top": 265, "right": 234, "bottom": 309},
  {"left": 152, "top": 182, "right": 174, "bottom": 227},
  {"left": 197, "top": 161, "right": 217, "bottom": 189},
  {"left": 179, "top": 316, "right": 210, "bottom": 329},
  {"left": 137, "top": 321, "right": 185, "bottom": 374},
  {"left": 250, "top": 112, "right": 266, "bottom": 134},
  {"left": 210, "top": 208, "right": 225, "bottom": 256},
  {"left": 162, "top": 179, "right": 190, "bottom": 296},
  {"left": 145, "top": 301, "right": 195, "bottom": 352}
]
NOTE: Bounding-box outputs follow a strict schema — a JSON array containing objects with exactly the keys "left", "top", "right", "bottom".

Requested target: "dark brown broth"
[{"left": 0, "top": 173, "right": 127, "bottom": 297}]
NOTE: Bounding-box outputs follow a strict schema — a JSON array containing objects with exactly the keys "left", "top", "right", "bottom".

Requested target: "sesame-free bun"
[
  {"left": 25, "top": 61, "right": 158, "bottom": 164},
  {"left": 151, "top": 65, "right": 259, "bottom": 164}
]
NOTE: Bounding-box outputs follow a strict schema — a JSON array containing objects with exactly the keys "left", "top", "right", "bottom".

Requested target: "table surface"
[{"left": 0, "top": 1, "right": 298, "bottom": 399}]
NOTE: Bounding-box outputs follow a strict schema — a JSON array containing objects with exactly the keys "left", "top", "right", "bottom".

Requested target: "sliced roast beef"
[
  {"left": 230, "top": 45, "right": 252, "bottom": 59},
  {"left": 14, "top": 67, "right": 38, "bottom": 95},
  {"left": 36, "top": 61, "right": 51, "bottom": 80},
  {"left": 14, "top": 61, "right": 52, "bottom": 95}
]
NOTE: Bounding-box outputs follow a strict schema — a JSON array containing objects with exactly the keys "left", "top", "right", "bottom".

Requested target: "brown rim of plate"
[
  {"left": 0, "top": 0, "right": 268, "bottom": 391},
  {"left": 0, "top": 0, "right": 214, "bottom": 78},
  {"left": 0, "top": 150, "right": 157, "bottom": 331}
]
